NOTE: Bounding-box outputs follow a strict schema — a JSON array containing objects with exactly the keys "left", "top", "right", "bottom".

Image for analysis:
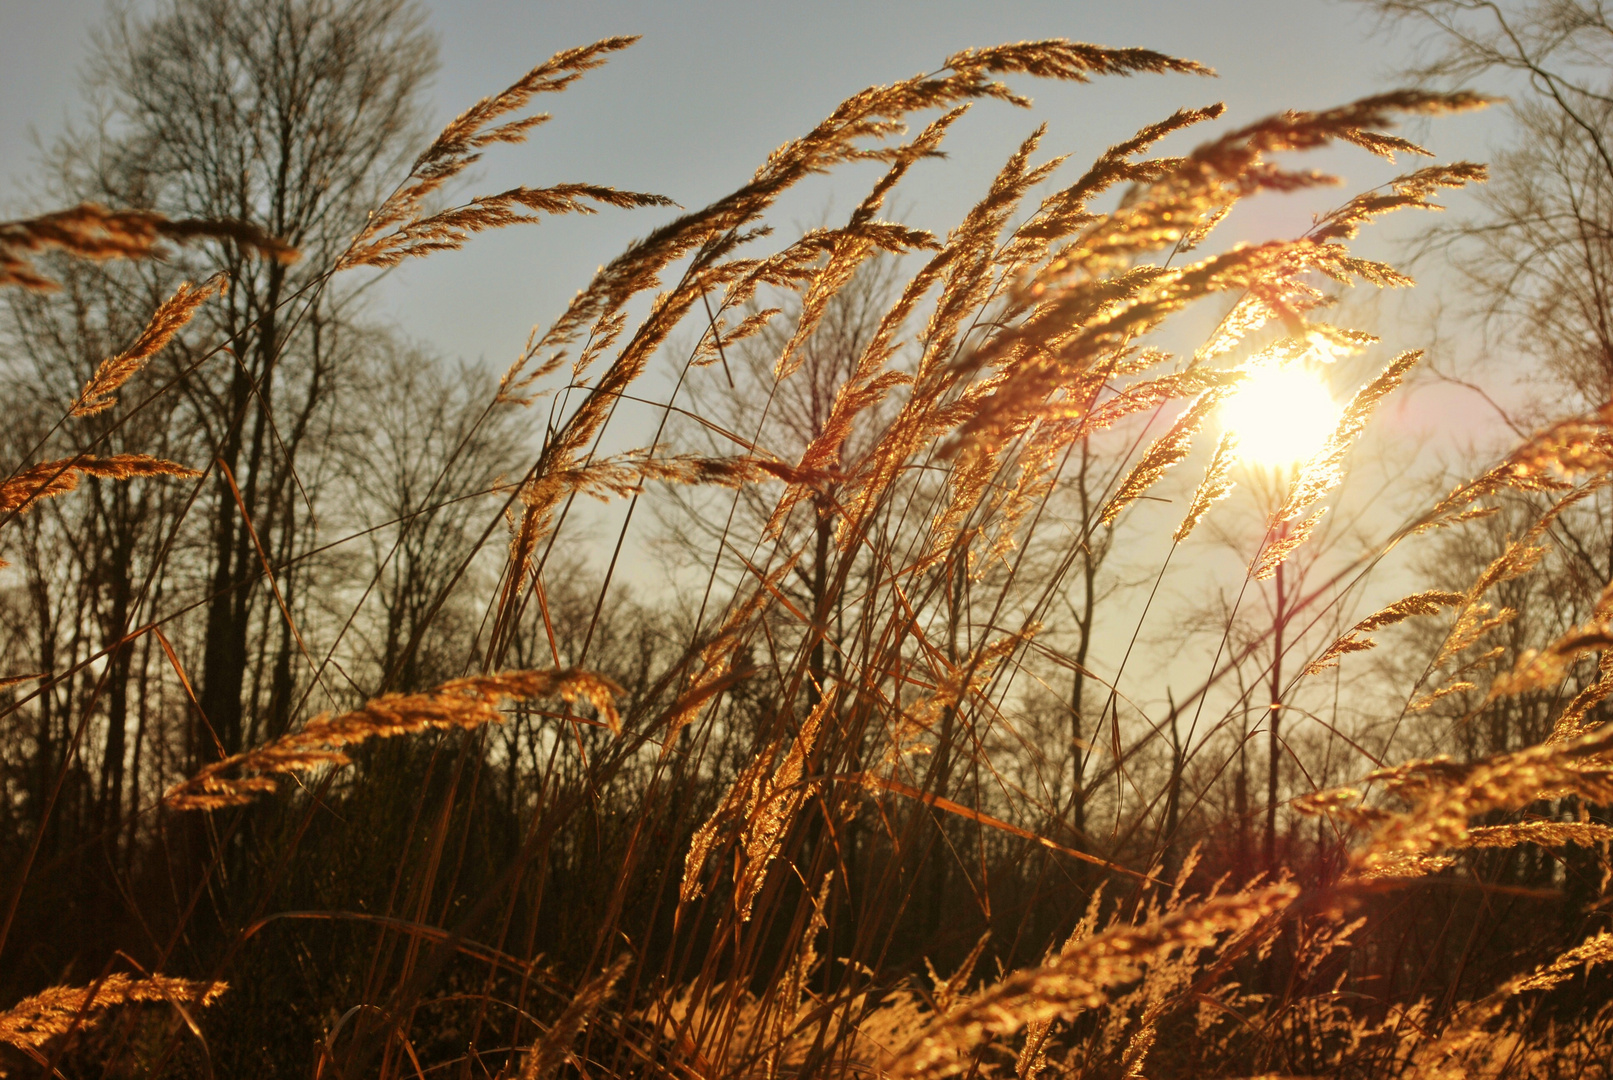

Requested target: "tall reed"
[{"left": 4, "top": 27, "right": 1612, "bottom": 1080}]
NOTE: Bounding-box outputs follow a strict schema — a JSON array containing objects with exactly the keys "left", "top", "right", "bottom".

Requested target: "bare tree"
[
  {"left": 336, "top": 345, "right": 526, "bottom": 693},
  {"left": 75, "top": 0, "right": 438, "bottom": 755},
  {"left": 1364, "top": 4, "right": 1613, "bottom": 927},
  {"left": 1365, "top": 0, "right": 1613, "bottom": 405},
  {"left": 1061, "top": 436, "right": 1118, "bottom": 844},
  {"left": 659, "top": 258, "right": 910, "bottom": 710},
  {"left": 1, "top": 258, "right": 200, "bottom": 850}
]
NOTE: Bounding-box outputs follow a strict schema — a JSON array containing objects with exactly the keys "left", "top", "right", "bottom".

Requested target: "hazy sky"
[
  {"left": 0, "top": 0, "right": 1518, "bottom": 704},
  {"left": 1, "top": 0, "right": 1499, "bottom": 375}
]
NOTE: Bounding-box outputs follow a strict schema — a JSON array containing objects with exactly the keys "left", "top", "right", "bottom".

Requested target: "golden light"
[{"left": 1219, "top": 365, "right": 1340, "bottom": 468}]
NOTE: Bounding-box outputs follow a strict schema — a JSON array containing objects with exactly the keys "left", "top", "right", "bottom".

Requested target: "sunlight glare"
[{"left": 1219, "top": 365, "right": 1340, "bottom": 468}]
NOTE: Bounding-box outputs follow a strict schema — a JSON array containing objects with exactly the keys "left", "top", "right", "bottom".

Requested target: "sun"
[{"left": 1219, "top": 365, "right": 1341, "bottom": 468}]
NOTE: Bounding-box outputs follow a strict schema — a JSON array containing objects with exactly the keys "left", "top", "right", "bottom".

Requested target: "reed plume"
[
  {"left": 1306, "top": 589, "right": 1468, "bottom": 675},
  {"left": 163, "top": 668, "right": 620, "bottom": 810},
  {"left": 0, "top": 454, "right": 201, "bottom": 517},
  {"left": 886, "top": 886, "right": 1297, "bottom": 1080},
  {"left": 70, "top": 277, "right": 225, "bottom": 416},
  {"left": 0, "top": 974, "right": 225, "bottom": 1056},
  {"left": 0, "top": 204, "right": 294, "bottom": 290}
]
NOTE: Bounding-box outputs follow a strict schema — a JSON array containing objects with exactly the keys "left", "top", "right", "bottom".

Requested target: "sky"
[
  {"left": 0, "top": 0, "right": 1536, "bottom": 728},
  {"left": 2, "top": 0, "right": 1501, "bottom": 375}
]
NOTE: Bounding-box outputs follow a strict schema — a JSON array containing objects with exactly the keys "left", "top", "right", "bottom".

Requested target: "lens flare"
[{"left": 1219, "top": 365, "right": 1340, "bottom": 468}]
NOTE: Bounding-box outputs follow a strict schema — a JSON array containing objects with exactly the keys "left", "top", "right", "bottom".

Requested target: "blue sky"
[
  {"left": 0, "top": 0, "right": 1522, "bottom": 710},
  {"left": 2, "top": 1, "right": 1499, "bottom": 371}
]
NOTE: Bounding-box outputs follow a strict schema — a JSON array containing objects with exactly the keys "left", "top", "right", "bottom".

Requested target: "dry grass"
[{"left": 4, "top": 24, "right": 1613, "bottom": 1080}]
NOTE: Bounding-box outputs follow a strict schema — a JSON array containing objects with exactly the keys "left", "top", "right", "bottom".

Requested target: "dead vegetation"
[{"left": 3, "top": 7, "right": 1613, "bottom": 1078}]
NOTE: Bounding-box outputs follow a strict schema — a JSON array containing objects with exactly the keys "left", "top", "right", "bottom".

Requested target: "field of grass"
[{"left": 2, "top": 10, "right": 1612, "bottom": 1078}]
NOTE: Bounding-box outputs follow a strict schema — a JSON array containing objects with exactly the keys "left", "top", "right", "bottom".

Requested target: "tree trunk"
[
  {"left": 96, "top": 526, "right": 135, "bottom": 849},
  {"left": 199, "top": 355, "right": 255, "bottom": 759},
  {"left": 1163, "top": 694, "right": 1183, "bottom": 883},
  {"left": 1266, "top": 542, "right": 1286, "bottom": 873}
]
